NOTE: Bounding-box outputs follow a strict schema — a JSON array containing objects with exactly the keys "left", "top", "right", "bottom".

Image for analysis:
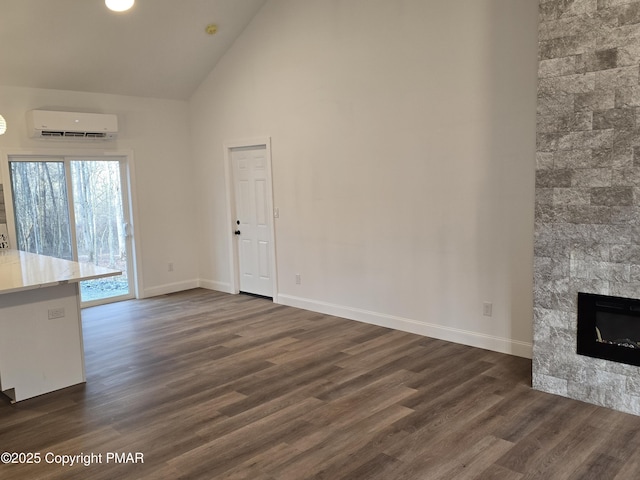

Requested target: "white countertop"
[{"left": 0, "top": 249, "right": 121, "bottom": 294}]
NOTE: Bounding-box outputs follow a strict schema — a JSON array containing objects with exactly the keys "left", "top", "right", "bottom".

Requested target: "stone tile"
[
  {"left": 535, "top": 278, "right": 575, "bottom": 311},
  {"left": 533, "top": 373, "right": 569, "bottom": 396},
  {"left": 538, "top": 90, "right": 575, "bottom": 117},
  {"left": 576, "top": 48, "right": 619, "bottom": 71},
  {"left": 537, "top": 114, "right": 559, "bottom": 133},
  {"left": 559, "top": 112, "right": 594, "bottom": 131},
  {"left": 566, "top": 224, "right": 634, "bottom": 246},
  {"left": 554, "top": 187, "right": 591, "bottom": 205},
  {"left": 610, "top": 281, "right": 640, "bottom": 297},
  {"left": 538, "top": 15, "right": 599, "bottom": 41},
  {"left": 569, "top": 278, "right": 611, "bottom": 301},
  {"left": 533, "top": 306, "right": 573, "bottom": 329},
  {"left": 560, "top": 205, "right": 614, "bottom": 223},
  {"left": 602, "top": 357, "right": 639, "bottom": 375},
  {"left": 575, "top": 88, "right": 616, "bottom": 111},
  {"left": 627, "top": 375, "right": 640, "bottom": 396},
  {"left": 600, "top": 0, "right": 640, "bottom": 8},
  {"left": 615, "top": 85, "right": 640, "bottom": 107},
  {"left": 616, "top": 43, "right": 640, "bottom": 65},
  {"left": 571, "top": 258, "right": 631, "bottom": 280},
  {"left": 611, "top": 166, "right": 640, "bottom": 185},
  {"left": 596, "top": 5, "right": 627, "bottom": 27},
  {"left": 595, "top": 65, "right": 640, "bottom": 88},
  {"left": 536, "top": 203, "right": 556, "bottom": 222},
  {"left": 535, "top": 256, "right": 571, "bottom": 278},
  {"left": 611, "top": 129, "right": 638, "bottom": 155},
  {"left": 554, "top": 149, "right": 594, "bottom": 168},
  {"left": 537, "top": 132, "right": 561, "bottom": 151},
  {"left": 534, "top": 235, "right": 572, "bottom": 258},
  {"left": 539, "top": 1, "right": 560, "bottom": 21},
  {"left": 593, "top": 107, "right": 636, "bottom": 130},
  {"left": 612, "top": 146, "right": 634, "bottom": 167},
  {"left": 596, "top": 24, "right": 640, "bottom": 51},
  {"left": 607, "top": 392, "right": 640, "bottom": 416},
  {"left": 626, "top": 224, "right": 640, "bottom": 242},
  {"left": 593, "top": 146, "right": 633, "bottom": 168},
  {"left": 540, "top": 34, "right": 598, "bottom": 60},
  {"left": 567, "top": 381, "right": 609, "bottom": 408},
  {"left": 611, "top": 205, "right": 640, "bottom": 223},
  {"left": 562, "top": 0, "right": 598, "bottom": 17},
  {"left": 571, "top": 243, "right": 611, "bottom": 261},
  {"left": 539, "top": 72, "right": 596, "bottom": 94},
  {"left": 590, "top": 186, "right": 634, "bottom": 205},
  {"left": 566, "top": 363, "right": 601, "bottom": 384},
  {"left": 618, "top": 2, "right": 640, "bottom": 26},
  {"left": 611, "top": 243, "right": 640, "bottom": 262},
  {"left": 534, "top": 243, "right": 572, "bottom": 262},
  {"left": 537, "top": 152, "right": 556, "bottom": 170},
  {"left": 537, "top": 169, "right": 574, "bottom": 187},
  {"left": 539, "top": 56, "right": 578, "bottom": 78},
  {"left": 536, "top": 187, "right": 555, "bottom": 205},
  {"left": 558, "top": 129, "right": 614, "bottom": 150},
  {"left": 571, "top": 168, "right": 612, "bottom": 187}
]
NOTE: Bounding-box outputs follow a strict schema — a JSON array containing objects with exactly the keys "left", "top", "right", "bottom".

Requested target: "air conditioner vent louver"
[
  {"left": 27, "top": 110, "right": 118, "bottom": 141},
  {"left": 41, "top": 131, "right": 107, "bottom": 138}
]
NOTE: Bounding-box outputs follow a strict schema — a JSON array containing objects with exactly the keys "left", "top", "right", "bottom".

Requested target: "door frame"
[
  {"left": 0, "top": 148, "right": 142, "bottom": 303},
  {"left": 223, "top": 137, "right": 278, "bottom": 299}
]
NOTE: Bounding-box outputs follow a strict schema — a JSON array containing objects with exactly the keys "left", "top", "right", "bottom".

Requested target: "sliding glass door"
[{"left": 8, "top": 157, "right": 135, "bottom": 306}]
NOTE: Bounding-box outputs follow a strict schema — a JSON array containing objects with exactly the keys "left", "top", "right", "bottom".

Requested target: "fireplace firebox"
[{"left": 577, "top": 292, "right": 640, "bottom": 367}]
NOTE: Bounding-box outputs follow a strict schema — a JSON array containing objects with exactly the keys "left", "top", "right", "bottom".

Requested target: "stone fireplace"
[{"left": 533, "top": 0, "right": 640, "bottom": 415}]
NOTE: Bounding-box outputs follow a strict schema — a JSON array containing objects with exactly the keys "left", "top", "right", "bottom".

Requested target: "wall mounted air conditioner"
[{"left": 26, "top": 110, "right": 118, "bottom": 140}]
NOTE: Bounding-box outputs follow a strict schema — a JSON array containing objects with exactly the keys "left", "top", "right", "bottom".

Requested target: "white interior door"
[{"left": 231, "top": 145, "right": 274, "bottom": 297}]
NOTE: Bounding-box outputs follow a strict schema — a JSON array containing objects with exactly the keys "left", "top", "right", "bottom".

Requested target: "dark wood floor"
[{"left": 1, "top": 289, "right": 640, "bottom": 479}]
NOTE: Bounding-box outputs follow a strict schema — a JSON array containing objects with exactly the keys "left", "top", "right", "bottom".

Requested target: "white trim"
[
  {"left": 223, "top": 137, "right": 278, "bottom": 299},
  {"left": 276, "top": 293, "right": 533, "bottom": 359},
  {"left": 198, "top": 279, "right": 234, "bottom": 294},
  {"left": 143, "top": 279, "right": 200, "bottom": 298}
]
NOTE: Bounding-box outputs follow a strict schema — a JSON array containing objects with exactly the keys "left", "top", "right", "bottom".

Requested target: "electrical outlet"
[
  {"left": 48, "top": 307, "right": 65, "bottom": 320},
  {"left": 168, "top": 262, "right": 174, "bottom": 272},
  {"left": 483, "top": 302, "right": 493, "bottom": 317},
  {"left": 295, "top": 274, "right": 301, "bottom": 285}
]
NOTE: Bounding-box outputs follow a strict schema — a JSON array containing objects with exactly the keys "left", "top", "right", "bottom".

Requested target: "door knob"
[{"left": 234, "top": 230, "right": 241, "bottom": 235}]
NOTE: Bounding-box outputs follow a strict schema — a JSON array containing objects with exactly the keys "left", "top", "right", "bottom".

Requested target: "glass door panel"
[
  {"left": 70, "top": 160, "right": 131, "bottom": 303},
  {"left": 9, "top": 161, "right": 73, "bottom": 260}
]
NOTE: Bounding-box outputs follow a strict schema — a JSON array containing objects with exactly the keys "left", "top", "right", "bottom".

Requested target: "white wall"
[
  {"left": 190, "top": 0, "right": 539, "bottom": 356},
  {"left": 0, "top": 85, "right": 198, "bottom": 297}
]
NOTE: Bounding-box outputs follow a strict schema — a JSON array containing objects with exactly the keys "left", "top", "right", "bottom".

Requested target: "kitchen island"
[{"left": 0, "top": 249, "right": 120, "bottom": 402}]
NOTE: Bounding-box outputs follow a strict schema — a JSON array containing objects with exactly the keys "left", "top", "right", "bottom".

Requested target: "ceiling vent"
[{"left": 26, "top": 110, "right": 118, "bottom": 140}]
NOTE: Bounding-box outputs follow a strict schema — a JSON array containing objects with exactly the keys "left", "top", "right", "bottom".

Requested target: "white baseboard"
[
  {"left": 198, "top": 279, "right": 234, "bottom": 294},
  {"left": 143, "top": 279, "right": 200, "bottom": 298},
  {"left": 276, "top": 293, "right": 532, "bottom": 359},
  {"left": 141, "top": 282, "right": 532, "bottom": 358}
]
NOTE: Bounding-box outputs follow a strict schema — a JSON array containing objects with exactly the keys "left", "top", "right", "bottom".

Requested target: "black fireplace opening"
[{"left": 577, "top": 292, "right": 640, "bottom": 367}]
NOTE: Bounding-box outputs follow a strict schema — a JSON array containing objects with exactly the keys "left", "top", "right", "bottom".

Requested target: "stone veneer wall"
[{"left": 534, "top": 0, "right": 640, "bottom": 415}]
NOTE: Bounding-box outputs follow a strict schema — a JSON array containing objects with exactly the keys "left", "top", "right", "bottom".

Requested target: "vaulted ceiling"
[{"left": 0, "top": 0, "right": 267, "bottom": 100}]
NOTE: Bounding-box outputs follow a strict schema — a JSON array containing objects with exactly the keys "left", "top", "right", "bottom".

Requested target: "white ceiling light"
[
  {"left": 105, "top": 0, "right": 135, "bottom": 12},
  {"left": 0, "top": 115, "right": 6, "bottom": 135}
]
